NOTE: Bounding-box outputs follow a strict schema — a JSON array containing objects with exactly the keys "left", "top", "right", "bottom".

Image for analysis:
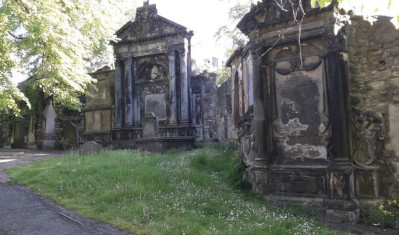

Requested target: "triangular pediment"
[{"left": 116, "top": 3, "right": 187, "bottom": 43}]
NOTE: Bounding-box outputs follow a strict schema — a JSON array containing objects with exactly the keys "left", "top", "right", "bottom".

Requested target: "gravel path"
[{"left": 0, "top": 148, "right": 133, "bottom": 235}]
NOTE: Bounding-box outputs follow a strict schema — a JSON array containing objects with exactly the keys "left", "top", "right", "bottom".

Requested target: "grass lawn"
[{"left": 7, "top": 144, "right": 340, "bottom": 234}]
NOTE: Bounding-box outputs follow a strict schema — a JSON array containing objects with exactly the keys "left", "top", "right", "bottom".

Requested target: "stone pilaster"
[
  {"left": 132, "top": 59, "right": 140, "bottom": 127},
  {"left": 124, "top": 57, "right": 133, "bottom": 126},
  {"left": 250, "top": 43, "right": 269, "bottom": 163},
  {"left": 179, "top": 49, "right": 189, "bottom": 124},
  {"left": 167, "top": 50, "right": 177, "bottom": 125},
  {"left": 114, "top": 60, "right": 123, "bottom": 128}
]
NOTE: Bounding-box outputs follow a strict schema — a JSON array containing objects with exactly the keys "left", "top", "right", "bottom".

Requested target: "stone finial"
[{"left": 143, "top": 0, "right": 149, "bottom": 6}]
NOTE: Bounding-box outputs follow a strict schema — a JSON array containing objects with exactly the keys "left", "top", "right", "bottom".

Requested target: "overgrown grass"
[{"left": 7, "top": 144, "right": 340, "bottom": 234}]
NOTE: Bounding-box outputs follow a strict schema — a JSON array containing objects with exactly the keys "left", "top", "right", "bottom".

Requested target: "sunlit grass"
[{"left": 7, "top": 145, "right": 340, "bottom": 234}]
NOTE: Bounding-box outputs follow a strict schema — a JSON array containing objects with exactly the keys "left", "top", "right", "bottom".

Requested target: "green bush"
[{"left": 361, "top": 200, "right": 399, "bottom": 228}]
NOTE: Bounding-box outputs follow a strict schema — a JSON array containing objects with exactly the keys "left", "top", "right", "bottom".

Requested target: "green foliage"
[
  {"left": 361, "top": 200, "right": 399, "bottom": 228},
  {"left": 214, "top": 0, "right": 250, "bottom": 54},
  {"left": 55, "top": 137, "right": 71, "bottom": 150},
  {"left": 0, "top": 0, "right": 134, "bottom": 115},
  {"left": 7, "top": 147, "right": 338, "bottom": 234},
  {"left": 215, "top": 66, "right": 231, "bottom": 85}
]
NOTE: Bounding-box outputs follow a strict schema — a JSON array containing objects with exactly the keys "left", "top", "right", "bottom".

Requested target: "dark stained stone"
[{"left": 79, "top": 141, "right": 102, "bottom": 155}]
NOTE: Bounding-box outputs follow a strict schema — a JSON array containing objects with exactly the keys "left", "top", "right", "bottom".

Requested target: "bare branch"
[
  {"left": 259, "top": 35, "right": 281, "bottom": 59},
  {"left": 8, "top": 31, "right": 25, "bottom": 40}
]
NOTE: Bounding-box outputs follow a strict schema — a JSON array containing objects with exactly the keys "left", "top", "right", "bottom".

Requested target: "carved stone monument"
[
  {"left": 42, "top": 100, "right": 57, "bottom": 150},
  {"left": 234, "top": 0, "right": 360, "bottom": 223}
]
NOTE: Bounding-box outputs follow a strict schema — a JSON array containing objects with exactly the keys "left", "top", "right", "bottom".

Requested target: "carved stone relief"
[{"left": 351, "top": 95, "right": 385, "bottom": 166}]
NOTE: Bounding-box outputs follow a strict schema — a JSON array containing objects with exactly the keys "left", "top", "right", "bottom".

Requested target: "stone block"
[
  {"left": 79, "top": 141, "right": 102, "bottom": 155},
  {"left": 142, "top": 113, "right": 159, "bottom": 138}
]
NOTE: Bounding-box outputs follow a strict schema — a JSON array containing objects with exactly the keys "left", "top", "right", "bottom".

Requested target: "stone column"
[
  {"left": 179, "top": 49, "right": 189, "bottom": 124},
  {"left": 250, "top": 44, "right": 268, "bottom": 162},
  {"left": 167, "top": 50, "right": 178, "bottom": 125},
  {"left": 132, "top": 60, "right": 141, "bottom": 127},
  {"left": 325, "top": 44, "right": 350, "bottom": 162},
  {"left": 124, "top": 57, "right": 134, "bottom": 126},
  {"left": 114, "top": 60, "right": 123, "bottom": 128}
]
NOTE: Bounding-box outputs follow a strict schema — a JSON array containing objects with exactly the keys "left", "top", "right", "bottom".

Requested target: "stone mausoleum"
[
  {"left": 227, "top": 0, "right": 399, "bottom": 224},
  {"left": 83, "top": 1, "right": 218, "bottom": 150}
]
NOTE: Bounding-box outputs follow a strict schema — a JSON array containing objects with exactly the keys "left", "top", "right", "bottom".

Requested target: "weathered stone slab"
[
  {"left": 142, "top": 113, "right": 159, "bottom": 138},
  {"left": 63, "top": 122, "right": 79, "bottom": 147},
  {"left": 79, "top": 141, "right": 102, "bottom": 155},
  {"left": 144, "top": 94, "right": 166, "bottom": 120}
]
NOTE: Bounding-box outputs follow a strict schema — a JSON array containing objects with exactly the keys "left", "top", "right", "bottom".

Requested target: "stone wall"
[
  {"left": 191, "top": 72, "right": 218, "bottom": 140},
  {"left": 348, "top": 16, "right": 399, "bottom": 199},
  {"left": 84, "top": 67, "right": 114, "bottom": 142},
  {"left": 216, "top": 77, "right": 233, "bottom": 142}
]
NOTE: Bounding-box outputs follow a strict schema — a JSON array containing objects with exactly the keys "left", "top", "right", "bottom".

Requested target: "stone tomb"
[
  {"left": 102, "top": 2, "right": 196, "bottom": 150},
  {"left": 234, "top": 0, "right": 360, "bottom": 223}
]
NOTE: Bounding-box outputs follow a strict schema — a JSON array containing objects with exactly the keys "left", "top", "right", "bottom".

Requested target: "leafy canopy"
[{"left": 0, "top": 0, "right": 134, "bottom": 116}]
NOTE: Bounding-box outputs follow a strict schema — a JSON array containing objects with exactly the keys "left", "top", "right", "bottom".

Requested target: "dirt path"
[
  {"left": 0, "top": 148, "right": 133, "bottom": 235},
  {"left": 0, "top": 149, "right": 67, "bottom": 183}
]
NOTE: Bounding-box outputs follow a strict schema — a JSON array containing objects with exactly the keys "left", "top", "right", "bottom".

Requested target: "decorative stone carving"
[
  {"left": 351, "top": 96, "right": 385, "bottom": 166},
  {"left": 238, "top": 107, "right": 256, "bottom": 166}
]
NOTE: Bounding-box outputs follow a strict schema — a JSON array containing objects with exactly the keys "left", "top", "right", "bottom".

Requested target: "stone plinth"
[
  {"left": 135, "top": 137, "right": 195, "bottom": 152},
  {"left": 142, "top": 114, "right": 159, "bottom": 138}
]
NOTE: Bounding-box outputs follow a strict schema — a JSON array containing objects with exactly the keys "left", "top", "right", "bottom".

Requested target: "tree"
[
  {"left": 0, "top": 0, "right": 134, "bottom": 116},
  {"left": 215, "top": 0, "right": 251, "bottom": 58}
]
